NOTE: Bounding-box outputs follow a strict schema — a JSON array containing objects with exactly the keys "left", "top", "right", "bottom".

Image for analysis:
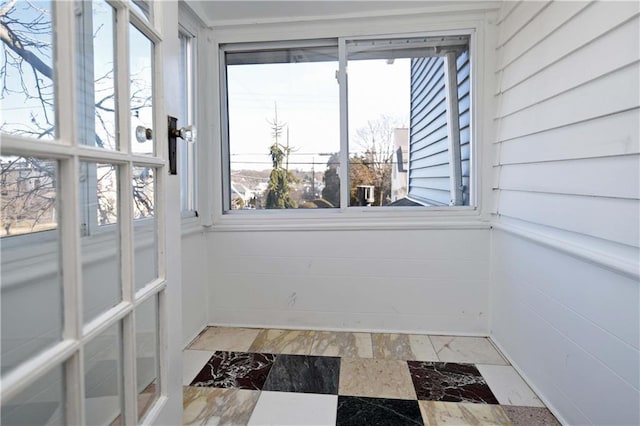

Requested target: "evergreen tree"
[{"left": 264, "top": 107, "right": 298, "bottom": 209}]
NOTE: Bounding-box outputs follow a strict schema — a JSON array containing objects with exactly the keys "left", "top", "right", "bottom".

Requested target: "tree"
[
  {"left": 1, "top": 1, "right": 153, "bottom": 235},
  {"left": 353, "top": 115, "right": 401, "bottom": 206},
  {"left": 321, "top": 153, "right": 340, "bottom": 207},
  {"left": 264, "top": 108, "right": 298, "bottom": 209}
]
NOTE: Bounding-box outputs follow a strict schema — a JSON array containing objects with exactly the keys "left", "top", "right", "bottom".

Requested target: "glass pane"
[
  {"left": 129, "top": 25, "right": 154, "bottom": 155},
  {"left": 0, "top": 1, "right": 55, "bottom": 139},
  {"left": 88, "top": 1, "right": 117, "bottom": 149},
  {"left": 84, "top": 322, "right": 123, "bottom": 426},
  {"left": 1, "top": 364, "right": 65, "bottom": 425},
  {"left": 129, "top": 0, "right": 151, "bottom": 21},
  {"left": 1, "top": 156, "right": 62, "bottom": 375},
  {"left": 81, "top": 162, "right": 121, "bottom": 324},
  {"left": 133, "top": 166, "right": 157, "bottom": 290},
  {"left": 226, "top": 45, "right": 340, "bottom": 210},
  {"left": 136, "top": 295, "right": 159, "bottom": 421},
  {"left": 347, "top": 36, "right": 470, "bottom": 207},
  {"left": 179, "top": 32, "right": 196, "bottom": 213}
]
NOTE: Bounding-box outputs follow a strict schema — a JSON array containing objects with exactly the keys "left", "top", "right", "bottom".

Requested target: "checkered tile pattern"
[{"left": 183, "top": 328, "right": 559, "bottom": 425}]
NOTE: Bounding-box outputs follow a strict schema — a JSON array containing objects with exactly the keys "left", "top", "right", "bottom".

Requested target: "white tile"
[
  {"left": 183, "top": 349, "right": 214, "bottom": 386},
  {"left": 430, "top": 336, "right": 508, "bottom": 365},
  {"left": 247, "top": 391, "right": 338, "bottom": 426},
  {"left": 477, "top": 364, "right": 545, "bottom": 407},
  {"left": 409, "top": 334, "right": 439, "bottom": 361}
]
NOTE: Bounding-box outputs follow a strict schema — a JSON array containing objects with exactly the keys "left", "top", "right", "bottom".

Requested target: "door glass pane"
[
  {"left": 87, "top": 1, "right": 117, "bottom": 150},
  {"left": 1, "top": 156, "right": 62, "bottom": 375},
  {"left": 84, "top": 322, "right": 123, "bottom": 426},
  {"left": 0, "top": 1, "right": 56, "bottom": 140},
  {"left": 129, "top": 25, "right": 154, "bottom": 155},
  {"left": 1, "top": 364, "right": 65, "bottom": 425},
  {"left": 133, "top": 166, "right": 157, "bottom": 290},
  {"left": 81, "top": 162, "right": 121, "bottom": 324},
  {"left": 136, "top": 294, "right": 159, "bottom": 421},
  {"left": 179, "top": 32, "right": 196, "bottom": 213}
]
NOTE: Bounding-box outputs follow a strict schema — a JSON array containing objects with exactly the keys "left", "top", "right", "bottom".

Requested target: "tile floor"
[{"left": 183, "top": 327, "right": 560, "bottom": 425}]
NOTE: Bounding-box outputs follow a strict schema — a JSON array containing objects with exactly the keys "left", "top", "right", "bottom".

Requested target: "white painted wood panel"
[
  {"left": 498, "top": 109, "right": 640, "bottom": 164},
  {"left": 491, "top": 231, "right": 640, "bottom": 425},
  {"left": 498, "top": 1, "right": 590, "bottom": 70},
  {"left": 500, "top": 1, "right": 639, "bottom": 91},
  {"left": 498, "top": 63, "right": 639, "bottom": 141},
  {"left": 498, "top": 190, "right": 640, "bottom": 247},
  {"left": 498, "top": 155, "right": 640, "bottom": 199},
  {"left": 496, "top": 0, "right": 521, "bottom": 25},
  {"left": 499, "top": 17, "right": 640, "bottom": 117},
  {"left": 207, "top": 228, "right": 491, "bottom": 334},
  {"left": 181, "top": 232, "right": 208, "bottom": 347},
  {"left": 496, "top": 0, "right": 549, "bottom": 47}
]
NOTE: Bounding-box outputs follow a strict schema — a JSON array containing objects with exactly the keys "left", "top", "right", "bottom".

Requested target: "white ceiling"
[{"left": 186, "top": 1, "right": 496, "bottom": 26}]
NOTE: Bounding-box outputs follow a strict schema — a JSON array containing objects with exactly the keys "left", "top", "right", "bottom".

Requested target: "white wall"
[
  {"left": 209, "top": 228, "right": 491, "bottom": 334},
  {"left": 181, "top": 227, "right": 208, "bottom": 346},
  {"left": 204, "top": 5, "right": 500, "bottom": 335},
  {"left": 490, "top": 1, "right": 640, "bottom": 424}
]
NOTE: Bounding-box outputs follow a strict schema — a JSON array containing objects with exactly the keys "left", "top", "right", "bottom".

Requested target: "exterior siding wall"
[
  {"left": 408, "top": 50, "right": 470, "bottom": 205},
  {"left": 490, "top": 1, "right": 640, "bottom": 424}
]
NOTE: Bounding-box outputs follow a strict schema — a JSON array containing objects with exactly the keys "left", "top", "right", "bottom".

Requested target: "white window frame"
[
  {"left": 217, "top": 27, "right": 480, "bottom": 228},
  {"left": 0, "top": 2, "right": 169, "bottom": 425}
]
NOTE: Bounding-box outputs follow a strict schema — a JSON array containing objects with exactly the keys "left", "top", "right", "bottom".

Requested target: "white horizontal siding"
[
  {"left": 499, "top": 1, "right": 639, "bottom": 92},
  {"left": 492, "top": 2, "right": 640, "bottom": 424},
  {"left": 498, "top": 155, "right": 640, "bottom": 199},
  {"left": 497, "top": 1, "right": 589, "bottom": 71},
  {"left": 496, "top": 0, "right": 549, "bottom": 47},
  {"left": 498, "top": 62, "right": 639, "bottom": 141},
  {"left": 498, "top": 109, "right": 640, "bottom": 164},
  {"left": 498, "top": 16, "right": 640, "bottom": 118}
]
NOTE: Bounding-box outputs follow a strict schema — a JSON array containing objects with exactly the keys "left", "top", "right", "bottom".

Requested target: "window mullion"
[
  {"left": 338, "top": 38, "right": 349, "bottom": 211},
  {"left": 444, "top": 52, "right": 463, "bottom": 206},
  {"left": 54, "top": 1, "right": 85, "bottom": 424}
]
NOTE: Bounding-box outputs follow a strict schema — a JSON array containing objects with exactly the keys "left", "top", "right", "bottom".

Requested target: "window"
[
  {"left": 220, "top": 34, "right": 472, "bottom": 213},
  {"left": 178, "top": 27, "right": 197, "bottom": 215}
]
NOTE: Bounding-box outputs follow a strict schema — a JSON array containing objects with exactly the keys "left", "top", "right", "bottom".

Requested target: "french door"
[{"left": 0, "top": 1, "right": 182, "bottom": 424}]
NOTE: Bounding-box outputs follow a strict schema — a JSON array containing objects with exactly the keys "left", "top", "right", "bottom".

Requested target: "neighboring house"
[
  {"left": 390, "top": 128, "right": 408, "bottom": 203},
  {"left": 408, "top": 48, "right": 470, "bottom": 206}
]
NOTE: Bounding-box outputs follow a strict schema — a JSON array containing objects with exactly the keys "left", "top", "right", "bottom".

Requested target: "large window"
[{"left": 220, "top": 34, "right": 472, "bottom": 212}]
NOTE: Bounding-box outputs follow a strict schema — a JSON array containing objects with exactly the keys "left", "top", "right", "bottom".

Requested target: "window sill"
[{"left": 211, "top": 207, "right": 489, "bottom": 232}]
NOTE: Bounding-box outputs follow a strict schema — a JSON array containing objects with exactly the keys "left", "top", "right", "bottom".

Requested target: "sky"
[{"left": 227, "top": 56, "right": 410, "bottom": 172}]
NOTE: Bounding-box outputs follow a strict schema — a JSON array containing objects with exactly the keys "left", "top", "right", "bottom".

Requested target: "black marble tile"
[
  {"left": 262, "top": 354, "right": 340, "bottom": 395},
  {"left": 407, "top": 361, "right": 499, "bottom": 404},
  {"left": 190, "top": 351, "right": 276, "bottom": 390},
  {"left": 336, "top": 396, "right": 423, "bottom": 426}
]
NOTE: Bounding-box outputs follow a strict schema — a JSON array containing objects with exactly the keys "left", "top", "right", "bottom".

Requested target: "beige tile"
[
  {"left": 183, "top": 386, "right": 260, "bottom": 426},
  {"left": 248, "top": 329, "right": 316, "bottom": 355},
  {"left": 502, "top": 406, "right": 560, "bottom": 426},
  {"left": 419, "top": 401, "right": 513, "bottom": 425},
  {"left": 372, "top": 333, "right": 438, "bottom": 361},
  {"left": 338, "top": 358, "right": 417, "bottom": 400},
  {"left": 430, "top": 336, "right": 508, "bottom": 365},
  {"left": 309, "top": 332, "right": 373, "bottom": 358},
  {"left": 188, "top": 327, "right": 261, "bottom": 352}
]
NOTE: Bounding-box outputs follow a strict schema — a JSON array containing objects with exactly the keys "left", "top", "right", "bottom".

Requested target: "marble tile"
[
  {"left": 419, "top": 401, "right": 512, "bottom": 425},
  {"left": 248, "top": 329, "right": 316, "bottom": 355},
  {"left": 247, "top": 391, "right": 338, "bottom": 426},
  {"left": 502, "top": 406, "right": 561, "bottom": 426},
  {"left": 429, "top": 336, "right": 508, "bottom": 365},
  {"left": 309, "top": 331, "right": 373, "bottom": 358},
  {"left": 339, "top": 358, "right": 417, "bottom": 400},
  {"left": 336, "top": 396, "right": 423, "bottom": 426},
  {"left": 183, "top": 386, "right": 260, "bottom": 425},
  {"left": 477, "top": 365, "right": 544, "bottom": 407},
  {"left": 263, "top": 354, "right": 340, "bottom": 395},
  {"left": 407, "top": 361, "right": 499, "bottom": 404},
  {"left": 188, "top": 327, "right": 262, "bottom": 352},
  {"left": 190, "top": 351, "right": 276, "bottom": 390},
  {"left": 183, "top": 350, "right": 216, "bottom": 386},
  {"left": 372, "top": 333, "right": 438, "bottom": 361}
]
